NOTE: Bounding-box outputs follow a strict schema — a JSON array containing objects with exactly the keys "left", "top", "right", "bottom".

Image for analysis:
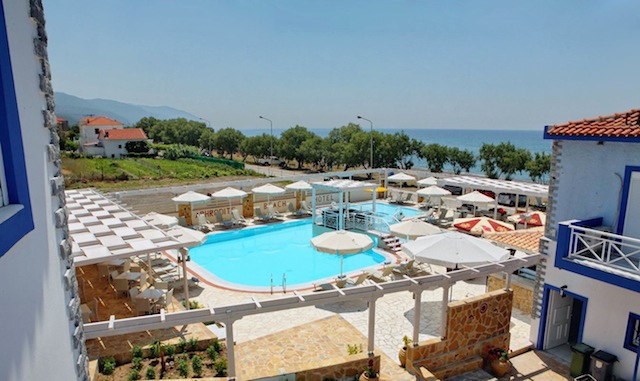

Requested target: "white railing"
[
  {"left": 321, "top": 209, "right": 395, "bottom": 233},
  {"left": 567, "top": 225, "right": 640, "bottom": 276}
]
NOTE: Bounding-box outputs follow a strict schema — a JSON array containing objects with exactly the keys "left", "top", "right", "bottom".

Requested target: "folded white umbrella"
[
  {"left": 402, "top": 231, "right": 509, "bottom": 268},
  {"left": 311, "top": 230, "right": 374, "bottom": 277}
]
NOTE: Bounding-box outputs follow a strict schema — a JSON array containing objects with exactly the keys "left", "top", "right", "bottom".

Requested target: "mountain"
[{"left": 54, "top": 92, "right": 201, "bottom": 125}]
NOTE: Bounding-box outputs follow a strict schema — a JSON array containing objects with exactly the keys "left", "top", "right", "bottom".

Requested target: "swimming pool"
[
  {"left": 189, "top": 219, "right": 388, "bottom": 289},
  {"left": 352, "top": 202, "right": 421, "bottom": 222}
]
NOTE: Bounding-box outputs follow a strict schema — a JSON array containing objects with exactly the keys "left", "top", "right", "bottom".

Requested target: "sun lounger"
[
  {"left": 214, "top": 211, "right": 233, "bottom": 228},
  {"left": 267, "top": 204, "right": 284, "bottom": 219},
  {"left": 231, "top": 208, "right": 247, "bottom": 226},
  {"left": 369, "top": 266, "right": 395, "bottom": 283},
  {"left": 342, "top": 272, "right": 371, "bottom": 288},
  {"left": 287, "top": 202, "right": 308, "bottom": 217},
  {"left": 300, "top": 200, "right": 312, "bottom": 213},
  {"left": 254, "top": 207, "right": 273, "bottom": 222},
  {"left": 393, "top": 259, "right": 415, "bottom": 276}
]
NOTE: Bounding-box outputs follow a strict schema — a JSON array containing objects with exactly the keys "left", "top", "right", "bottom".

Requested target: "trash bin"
[
  {"left": 589, "top": 350, "right": 618, "bottom": 381},
  {"left": 570, "top": 343, "right": 594, "bottom": 377}
]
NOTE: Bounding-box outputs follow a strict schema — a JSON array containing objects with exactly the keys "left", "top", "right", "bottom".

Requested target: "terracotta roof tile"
[
  {"left": 79, "top": 116, "right": 123, "bottom": 127},
  {"left": 100, "top": 128, "right": 147, "bottom": 140},
  {"left": 546, "top": 108, "right": 640, "bottom": 138},
  {"left": 484, "top": 227, "right": 544, "bottom": 253}
]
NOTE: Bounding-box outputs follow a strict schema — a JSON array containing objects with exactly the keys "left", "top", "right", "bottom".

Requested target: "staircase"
[{"left": 380, "top": 234, "right": 402, "bottom": 252}]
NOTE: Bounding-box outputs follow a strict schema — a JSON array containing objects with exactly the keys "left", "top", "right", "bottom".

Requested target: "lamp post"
[
  {"left": 198, "top": 117, "right": 212, "bottom": 128},
  {"left": 258, "top": 116, "right": 273, "bottom": 159},
  {"left": 357, "top": 116, "right": 373, "bottom": 169}
]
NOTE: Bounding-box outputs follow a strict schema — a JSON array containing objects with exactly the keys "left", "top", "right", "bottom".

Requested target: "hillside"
[{"left": 54, "top": 92, "right": 201, "bottom": 125}]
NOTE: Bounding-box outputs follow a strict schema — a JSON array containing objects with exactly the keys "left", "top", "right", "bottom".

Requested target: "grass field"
[{"left": 62, "top": 157, "right": 262, "bottom": 191}]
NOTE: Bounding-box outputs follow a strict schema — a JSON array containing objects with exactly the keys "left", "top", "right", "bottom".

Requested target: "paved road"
[{"left": 245, "top": 163, "right": 301, "bottom": 178}]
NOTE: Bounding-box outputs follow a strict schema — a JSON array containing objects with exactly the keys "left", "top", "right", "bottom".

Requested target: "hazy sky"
[{"left": 45, "top": 1, "right": 640, "bottom": 130}]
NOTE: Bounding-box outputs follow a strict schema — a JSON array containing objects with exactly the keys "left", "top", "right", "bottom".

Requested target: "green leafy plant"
[
  {"left": 132, "top": 357, "right": 143, "bottom": 371},
  {"left": 210, "top": 338, "right": 222, "bottom": 353},
  {"left": 127, "top": 369, "right": 141, "bottom": 381},
  {"left": 191, "top": 354, "right": 203, "bottom": 377},
  {"left": 187, "top": 337, "right": 199, "bottom": 351},
  {"left": 131, "top": 345, "right": 143, "bottom": 359},
  {"left": 347, "top": 343, "right": 363, "bottom": 355},
  {"left": 100, "top": 357, "right": 116, "bottom": 375},
  {"left": 206, "top": 345, "right": 219, "bottom": 361},
  {"left": 177, "top": 357, "right": 189, "bottom": 378},
  {"left": 402, "top": 335, "right": 412, "bottom": 348},
  {"left": 164, "top": 344, "right": 176, "bottom": 358},
  {"left": 145, "top": 366, "right": 155, "bottom": 380},
  {"left": 362, "top": 359, "right": 378, "bottom": 378},
  {"left": 214, "top": 357, "right": 227, "bottom": 376},
  {"left": 485, "top": 345, "right": 509, "bottom": 361},
  {"left": 150, "top": 340, "right": 167, "bottom": 375},
  {"left": 176, "top": 338, "right": 188, "bottom": 353}
]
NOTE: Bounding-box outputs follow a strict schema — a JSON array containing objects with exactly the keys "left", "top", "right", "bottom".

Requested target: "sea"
[{"left": 242, "top": 128, "right": 551, "bottom": 181}]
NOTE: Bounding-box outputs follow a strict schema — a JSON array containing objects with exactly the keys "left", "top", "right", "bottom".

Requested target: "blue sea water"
[{"left": 242, "top": 128, "right": 551, "bottom": 180}]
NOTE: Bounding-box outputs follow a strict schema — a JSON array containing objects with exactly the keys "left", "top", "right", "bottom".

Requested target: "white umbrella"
[
  {"left": 252, "top": 183, "right": 286, "bottom": 205},
  {"left": 417, "top": 177, "right": 439, "bottom": 187},
  {"left": 285, "top": 180, "right": 312, "bottom": 191},
  {"left": 211, "top": 187, "right": 248, "bottom": 209},
  {"left": 142, "top": 212, "right": 178, "bottom": 229},
  {"left": 171, "top": 191, "right": 210, "bottom": 204},
  {"left": 311, "top": 230, "right": 374, "bottom": 277},
  {"left": 402, "top": 231, "right": 509, "bottom": 269},
  {"left": 417, "top": 185, "right": 451, "bottom": 197},
  {"left": 457, "top": 191, "right": 495, "bottom": 215},
  {"left": 389, "top": 219, "right": 441, "bottom": 240},
  {"left": 388, "top": 172, "right": 416, "bottom": 182}
]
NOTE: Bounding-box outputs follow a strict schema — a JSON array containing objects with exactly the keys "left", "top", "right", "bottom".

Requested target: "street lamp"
[
  {"left": 198, "top": 117, "right": 212, "bottom": 128},
  {"left": 258, "top": 116, "right": 273, "bottom": 159},
  {"left": 357, "top": 116, "right": 373, "bottom": 169}
]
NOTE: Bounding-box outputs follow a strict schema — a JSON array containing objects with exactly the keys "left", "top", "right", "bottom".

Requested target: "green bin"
[{"left": 570, "top": 343, "right": 594, "bottom": 377}]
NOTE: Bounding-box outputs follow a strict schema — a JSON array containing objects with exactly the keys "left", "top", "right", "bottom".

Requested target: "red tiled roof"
[
  {"left": 56, "top": 117, "right": 66, "bottom": 123},
  {"left": 79, "top": 116, "right": 123, "bottom": 127},
  {"left": 546, "top": 108, "right": 640, "bottom": 138},
  {"left": 100, "top": 128, "right": 147, "bottom": 140},
  {"left": 484, "top": 227, "right": 544, "bottom": 253}
]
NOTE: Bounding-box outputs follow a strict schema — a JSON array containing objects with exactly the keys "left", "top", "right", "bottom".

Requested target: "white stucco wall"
[
  {"left": 0, "top": 1, "right": 79, "bottom": 380},
  {"left": 79, "top": 124, "right": 120, "bottom": 150}
]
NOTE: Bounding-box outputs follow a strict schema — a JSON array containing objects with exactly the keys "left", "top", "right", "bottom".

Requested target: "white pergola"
[
  {"left": 66, "top": 189, "right": 202, "bottom": 307},
  {"left": 310, "top": 179, "right": 378, "bottom": 230}
]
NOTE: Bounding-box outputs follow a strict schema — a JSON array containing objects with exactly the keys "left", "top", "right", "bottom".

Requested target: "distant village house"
[{"left": 79, "top": 116, "right": 150, "bottom": 158}]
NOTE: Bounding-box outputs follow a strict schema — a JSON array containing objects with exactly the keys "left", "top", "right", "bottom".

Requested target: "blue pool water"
[{"left": 189, "top": 219, "right": 387, "bottom": 288}]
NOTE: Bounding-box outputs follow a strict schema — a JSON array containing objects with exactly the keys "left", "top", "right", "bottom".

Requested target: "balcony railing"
[
  {"left": 566, "top": 224, "right": 640, "bottom": 276},
  {"left": 320, "top": 209, "right": 394, "bottom": 233}
]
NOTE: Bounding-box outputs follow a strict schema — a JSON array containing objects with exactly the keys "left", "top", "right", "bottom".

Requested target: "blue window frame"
[
  {"left": 624, "top": 312, "right": 640, "bottom": 352},
  {"left": 0, "top": 2, "right": 34, "bottom": 256}
]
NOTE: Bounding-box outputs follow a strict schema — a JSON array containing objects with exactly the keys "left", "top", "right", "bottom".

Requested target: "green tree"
[
  {"left": 421, "top": 144, "right": 449, "bottom": 173},
  {"left": 278, "top": 125, "right": 315, "bottom": 169},
  {"left": 298, "top": 136, "right": 325, "bottom": 170},
  {"left": 214, "top": 128, "right": 245, "bottom": 160},
  {"left": 526, "top": 152, "right": 551, "bottom": 183},
  {"left": 125, "top": 140, "right": 149, "bottom": 155},
  {"left": 448, "top": 147, "right": 475, "bottom": 174},
  {"left": 198, "top": 128, "right": 216, "bottom": 152},
  {"left": 478, "top": 143, "right": 500, "bottom": 179}
]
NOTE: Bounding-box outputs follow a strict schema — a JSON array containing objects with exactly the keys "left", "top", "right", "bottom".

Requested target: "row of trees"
[{"left": 128, "top": 117, "right": 550, "bottom": 182}]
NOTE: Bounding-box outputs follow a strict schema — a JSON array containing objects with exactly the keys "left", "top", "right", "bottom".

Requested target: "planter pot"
[
  {"left": 398, "top": 347, "right": 407, "bottom": 367},
  {"left": 490, "top": 359, "right": 511, "bottom": 377},
  {"left": 359, "top": 374, "right": 379, "bottom": 381}
]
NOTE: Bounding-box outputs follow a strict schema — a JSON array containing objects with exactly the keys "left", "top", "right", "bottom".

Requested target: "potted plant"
[
  {"left": 485, "top": 345, "right": 510, "bottom": 377},
  {"left": 359, "top": 359, "right": 379, "bottom": 381},
  {"left": 398, "top": 335, "right": 412, "bottom": 367}
]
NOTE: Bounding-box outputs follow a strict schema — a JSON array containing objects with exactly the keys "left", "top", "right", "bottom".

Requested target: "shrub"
[
  {"left": 145, "top": 366, "right": 155, "bottom": 380},
  {"left": 214, "top": 357, "right": 227, "bottom": 376},
  {"left": 132, "top": 357, "right": 143, "bottom": 371},
  {"left": 176, "top": 339, "right": 188, "bottom": 353},
  {"left": 187, "top": 338, "right": 199, "bottom": 351},
  {"left": 177, "top": 357, "right": 189, "bottom": 378},
  {"left": 346, "top": 343, "right": 363, "bottom": 355},
  {"left": 210, "top": 338, "right": 222, "bottom": 353},
  {"left": 127, "top": 369, "right": 141, "bottom": 381},
  {"left": 191, "top": 355, "right": 203, "bottom": 377},
  {"left": 131, "top": 345, "right": 143, "bottom": 359},
  {"left": 206, "top": 345, "right": 219, "bottom": 361},
  {"left": 165, "top": 344, "right": 176, "bottom": 358},
  {"left": 100, "top": 357, "right": 116, "bottom": 375},
  {"left": 149, "top": 341, "right": 161, "bottom": 359}
]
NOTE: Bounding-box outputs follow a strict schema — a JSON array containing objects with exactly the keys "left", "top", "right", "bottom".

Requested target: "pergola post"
[
  {"left": 412, "top": 290, "right": 422, "bottom": 344},
  {"left": 440, "top": 285, "right": 449, "bottom": 339},
  {"left": 338, "top": 190, "right": 344, "bottom": 230},
  {"left": 367, "top": 299, "right": 377, "bottom": 355},
  {"left": 505, "top": 272, "right": 512, "bottom": 291},
  {"left": 179, "top": 248, "right": 190, "bottom": 310},
  {"left": 225, "top": 318, "right": 237, "bottom": 380},
  {"left": 311, "top": 187, "right": 317, "bottom": 226}
]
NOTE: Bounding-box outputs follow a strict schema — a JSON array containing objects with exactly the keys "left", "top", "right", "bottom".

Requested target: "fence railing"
[{"left": 567, "top": 225, "right": 640, "bottom": 275}]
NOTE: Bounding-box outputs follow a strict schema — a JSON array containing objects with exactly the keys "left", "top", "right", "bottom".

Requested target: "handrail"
[
  {"left": 567, "top": 225, "right": 640, "bottom": 275},
  {"left": 282, "top": 273, "right": 287, "bottom": 294}
]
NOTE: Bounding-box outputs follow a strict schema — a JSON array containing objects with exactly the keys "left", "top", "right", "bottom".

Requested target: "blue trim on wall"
[
  {"left": 616, "top": 166, "right": 640, "bottom": 235},
  {"left": 0, "top": 2, "right": 34, "bottom": 256},
  {"left": 537, "top": 284, "right": 588, "bottom": 350},
  {"left": 543, "top": 125, "right": 640, "bottom": 143},
  {"left": 624, "top": 312, "right": 640, "bottom": 352}
]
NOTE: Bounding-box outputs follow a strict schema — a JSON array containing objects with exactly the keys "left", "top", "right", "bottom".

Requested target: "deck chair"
[
  {"left": 122, "top": 260, "right": 131, "bottom": 273},
  {"left": 214, "top": 211, "right": 233, "bottom": 228},
  {"left": 197, "top": 214, "right": 209, "bottom": 227},
  {"left": 402, "top": 193, "right": 413, "bottom": 204},
  {"left": 113, "top": 278, "right": 130, "bottom": 297},
  {"left": 231, "top": 208, "right": 247, "bottom": 226},
  {"left": 154, "top": 280, "right": 169, "bottom": 290},
  {"left": 129, "top": 287, "right": 140, "bottom": 303},
  {"left": 287, "top": 202, "right": 305, "bottom": 217},
  {"left": 254, "top": 207, "right": 272, "bottom": 222},
  {"left": 393, "top": 259, "right": 416, "bottom": 276},
  {"left": 267, "top": 204, "right": 284, "bottom": 219},
  {"left": 300, "top": 200, "right": 312, "bottom": 213},
  {"left": 157, "top": 288, "right": 174, "bottom": 312},
  {"left": 134, "top": 298, "right": 152, "bottom": 315},
  {"left": 369, "top": 266, "right": 395, "bottom": 283},
  {"left": 342, "top": 272, "right": 371, "bottom": 288}
]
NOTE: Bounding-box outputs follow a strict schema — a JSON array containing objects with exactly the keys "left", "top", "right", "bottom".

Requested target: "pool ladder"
[{"left": 270, "top": 273, "right": 287, "bottom": 294}]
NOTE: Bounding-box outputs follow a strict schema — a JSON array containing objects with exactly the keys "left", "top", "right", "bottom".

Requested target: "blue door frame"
[{"left": 537, "top": 283, "right": 588, "bottom": 350}]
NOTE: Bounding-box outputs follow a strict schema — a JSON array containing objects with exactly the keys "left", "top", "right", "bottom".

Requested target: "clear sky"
[{"left": 45, "top": 0, "right": 640, "bottom": 130}]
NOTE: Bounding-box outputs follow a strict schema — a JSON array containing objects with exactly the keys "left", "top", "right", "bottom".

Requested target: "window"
[
  {"left": 118, "top": 144, "right": 121, "bottom": 149},
  {"left": 0, "top": 2, "right": 34, "bottom": 256},
  {"left": 624, "top": 312, "right": 640, "bottom": 352},
  {"left": 94, "top": 128, "right": 99, "bottom": 134}
]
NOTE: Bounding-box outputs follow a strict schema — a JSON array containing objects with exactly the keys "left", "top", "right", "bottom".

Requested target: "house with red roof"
[
  {"left": 83, "top": 127, "right": 149, "bottom": 159},
  {"left": 531, "top": 108, "right": 640, "bottom": 380},
  {"left": 78, "top": 115, "right": 123, "bottom": 152}
]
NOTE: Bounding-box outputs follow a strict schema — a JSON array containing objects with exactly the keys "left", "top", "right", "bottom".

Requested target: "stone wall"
[
  {"left": 295, "top": 353, "right": 380, "bottom": 381},
  {"left": 406, "top": 290, "right": 513, "bottom": 380},
  {"left": 487, "top": 274, "right": 534, "bottom": 314}
]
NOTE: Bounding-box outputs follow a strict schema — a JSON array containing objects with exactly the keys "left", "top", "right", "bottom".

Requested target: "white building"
[
  {"left": 84, "top": 127, "right": 149, "bottom": 159},
  {"left": 0, "top": 0, "right": 85, "bottom": 380},
  {"left": 78, "top": 115, "right": 123, "bottom": 152},
  {"left": 531, "top": 108, "right": 640, "bottom": 380}
]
